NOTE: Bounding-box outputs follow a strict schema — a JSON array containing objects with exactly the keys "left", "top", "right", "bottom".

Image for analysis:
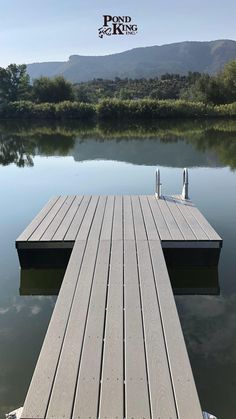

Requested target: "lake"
[{"left": 0, "top": 119, "right": 236, "bottom": 418}]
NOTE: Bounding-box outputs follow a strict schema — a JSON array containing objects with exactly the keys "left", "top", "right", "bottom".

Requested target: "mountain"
[{"left": 27, "top": 40, "right": 236, "bottom": 83}]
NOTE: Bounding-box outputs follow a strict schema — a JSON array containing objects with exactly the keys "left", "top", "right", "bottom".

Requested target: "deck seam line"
[
  {"left": 70, "top": 196, "right": 108, "bottom": 419},
  {"left": 45, "top": 195, "right": 77, "bottom": 241},
  {"left": 154, "top": 197, "right": 174, "bottom": 240},
  {"left": 65, "top": 195, "right": 91, "bottom": 241},
  {"left": 131, "top": 196, "right": 152, "bottom": 419},
  {"left": 74, "top": 195, "right": 99, "bottom": 241},
  {"left": 64, "top": 195, "right": 92, "bottom": 241},
  {"left": 97, "top": 196, "right": 116, "bottom": 419},
  {"left": 51, "top": 195, "right": 82, "bottom": 241},
  {"left": 164, "top": 196, "right": 191, "bottom": 241},
  {"left": 43, "top": 240, "right": 87, "bottom": 419},
  {"left": 139, "top": 195, "right": 180, "bottom": 418},
  {"left": 156, "top": 197, "right": 184, "bottom": 240},
  {"left": 184, "top": 203, "right": 212, "bottom": 240},
  {"left": 172, "top": 198, "right": 198, "bottom": 240},
  {"left": 46, "top": 196, "right": 100, "bottom": 418},
  {"left": 122, "top": 196, "right": 126, "bottom": 419},
  {"left": 139, "top": 195, "right": 160, "bottom": 241},
  {"left": 146, "top": 241, "right": 180, "bottom": 419},
  {"left": 22, "top": 196, "right": 60, "bottom": 241},
  {"left": 172, "top": 197, "right": 208, "bottom": 240},
  {"left": 147, "top": 195, "right": 170, "bottom": 240},
  {"left": 33, "top": 195, "right": 68, "bottom": 241}
]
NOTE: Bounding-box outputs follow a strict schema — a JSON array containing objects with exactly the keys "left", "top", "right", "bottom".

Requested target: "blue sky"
[{"left": 0, "top": 0, "right": 235, "bottom": 66}]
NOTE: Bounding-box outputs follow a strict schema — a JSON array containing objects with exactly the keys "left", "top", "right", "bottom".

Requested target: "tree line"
[{"left": 0, "top": 60, "right": 236, "bottom": 105}]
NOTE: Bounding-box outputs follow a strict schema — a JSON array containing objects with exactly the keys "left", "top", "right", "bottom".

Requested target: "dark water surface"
[{"left": 0, "top": 119, "right": 236, "bottom": 418}]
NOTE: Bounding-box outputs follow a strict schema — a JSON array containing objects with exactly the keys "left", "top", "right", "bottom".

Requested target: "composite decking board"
[
  {"left": 29, "top": 196, "right": 68, "bottom": 242},
  {"left": 139, "top": 195, "right": 160, "bottom": 240},
  {"left": 45, "top": 239, "right": 99, "bottom": 419},
  {"left": 136, "top": 240, "right": 178, "bottom": 419},
  {"left": 184, "top": 202, "right": 222, "bottom": 242},
  {"left": 156, "top": 197, "right": 184, "bottom": 241},
  {"left": 75, "top": 195, "right": 100, "bottom": 241},
  {"left": 100, "top": 195, "right": 115, "bottom": 241},
  {"left": 112, "top": 195, "right": 123, "bottom": 240},
  {"left": 148, "top": 195, "right": 172, "bottom": 241},
  {"left": 64, "top": 195, "right": 92, "bottom": 241},
  {"left": 123, "top": 195, "right": 135, "bottom": 240},
  {"left": 21, "top": 240, "right": 87, "bottom": 419},
  {"left": 72, "top": 240, "right": 111, "bottom": 419},
  {"left": 87, "top": 196, "right": 107, "bottom": 241},
  {"left": 16, "top": 196, "right": 60, "bottom": 242},
  {"left": 16, "top": 194, "right": 222, "bottom": 247},
  {"left": 99, "top": 240, "right": 124, "bottom": 419},
  {"left": 124, "top": 240, "right": 151, "bottom": 419},
  {"left": 164, "top": 197, "right": 197, "bottom": 241},
  {"left": 41, "top": 195, "right": 76, "bottom": 241},
  {"left": 131, "top": 195, "right": 147, "bottom": 240},
  {"left": 149, "top": 240, "right": 203, "bottom": 419},
  {"left": 53, "top": 195, "right": 84, "bottom": 241},
  {"left": 170, "top": 196, "right": 209, "bottom": 241},
  {"left": 47, "top": 240, "right": 108, "bottom": 419}
]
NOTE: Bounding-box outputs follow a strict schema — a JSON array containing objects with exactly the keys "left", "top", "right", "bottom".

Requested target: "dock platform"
[{"left": 16, "top": 195, "right": 222, "bottom": 419}]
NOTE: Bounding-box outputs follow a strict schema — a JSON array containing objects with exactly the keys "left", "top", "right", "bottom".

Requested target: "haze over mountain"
[{"left": 27, "top": 40, "right": 236, "bottom": 83}]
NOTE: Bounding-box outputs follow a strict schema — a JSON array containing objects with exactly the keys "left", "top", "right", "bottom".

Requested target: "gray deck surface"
[
  {"left": 17, "top": 195, "right": 222, "bottom": 419},
  {"left": 16, "top": 195, "right": 222, "bottom": 250}
]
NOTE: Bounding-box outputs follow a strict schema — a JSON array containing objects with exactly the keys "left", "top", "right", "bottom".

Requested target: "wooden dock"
[{"left": 16, "top": 195, "right": 222, "bottom": 419}]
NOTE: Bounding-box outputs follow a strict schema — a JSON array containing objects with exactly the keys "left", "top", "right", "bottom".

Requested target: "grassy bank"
[{"left": 0, "top": 99, "right": 236, "bottom": 120}]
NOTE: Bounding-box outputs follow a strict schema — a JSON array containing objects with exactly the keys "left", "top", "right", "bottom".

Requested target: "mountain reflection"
[{"left": 0, "top": 119, "right": 236, "bottom": 168}]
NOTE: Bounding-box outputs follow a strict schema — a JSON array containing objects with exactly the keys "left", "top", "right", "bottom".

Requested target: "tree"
[
  {"left": 0, "top": 64, "right": 30, "bottom": 103},
  {"left": 181, "top": 61, "right": 236, "bottom": 104},
  {"left": 32, "top": 76, "right": 74, "bottom": 103},
  {"left": 221, "top": 60, "right": 236, "bottom": 102},
  {"left": 75, "top": 85, "right": 91, "bottom": 103}
]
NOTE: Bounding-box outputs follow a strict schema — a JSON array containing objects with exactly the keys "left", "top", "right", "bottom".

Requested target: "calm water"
[{"left": 0, "top": 119, "right": 236, "bottom": 418}]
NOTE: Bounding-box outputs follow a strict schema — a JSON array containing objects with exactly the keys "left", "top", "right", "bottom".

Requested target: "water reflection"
[
  {"left": 20, "top": 266, "right": 220, "bottom": 296},
  {"left": 169, "top": 266, "right": 220, "bottom": 295},
  {"left": 1, "top": 119, "right": 236, "bottom": 168},
  {"left": 20, "top": 269, "right": 65, "bottom": 296}
]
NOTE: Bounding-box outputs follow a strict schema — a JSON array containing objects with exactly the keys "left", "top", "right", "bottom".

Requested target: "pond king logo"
[{"left": 98, "top": 15, "right": 138, "bottom": 38}]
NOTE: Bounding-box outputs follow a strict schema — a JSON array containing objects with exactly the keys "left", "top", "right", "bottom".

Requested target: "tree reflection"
[
  {"left": 0, "top": 136, "right": 34, "bottom": 167},
  {"left": 0, "top": 119, "right": 236, "bottom": 169},
  {"left": 0, "top": 121, "right": 77, "bottom": 167}
]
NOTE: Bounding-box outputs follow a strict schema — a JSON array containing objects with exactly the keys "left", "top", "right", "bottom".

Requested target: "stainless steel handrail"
[
  {"left": 155, "top": 169, "right": 162, "bottom": 199},
  {"left": 182, "top": 168, "right": 189, "bottom": 200}
]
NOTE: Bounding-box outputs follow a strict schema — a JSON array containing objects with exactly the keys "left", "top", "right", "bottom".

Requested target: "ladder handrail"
[
  {"left": 182, "top": 168, "right": 189, "bottom": 200},
  {"left": 155, "top": 169, "right": 162, "bottom": 199}
]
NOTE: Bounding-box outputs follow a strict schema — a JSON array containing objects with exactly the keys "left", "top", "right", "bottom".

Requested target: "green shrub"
[
  {"left": 97, "top": 99, "right": 236, "bottom": 119},
  {"left": 0, "top": 100, "right": 96, "bottom": 120},
  {"left": 0, "top": 99, "right": 235, "bottom": 120},
  {"left": 0, "top": 101, "right": 55, "bottom": 119},
  {"left": 55, "top": 101, "right": 96, "bottom": 119},
  {"left": 215, "top": 102, "right": 236, "bottom": 117}
]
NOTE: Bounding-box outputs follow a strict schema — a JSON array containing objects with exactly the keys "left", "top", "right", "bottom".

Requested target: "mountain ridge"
[{"left": 27, "top": 39, "right": 236, "bottom": 83}]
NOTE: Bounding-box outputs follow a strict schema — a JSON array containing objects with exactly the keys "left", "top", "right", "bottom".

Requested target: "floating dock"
[{"left": 16, "top": 194, "right": 222, "bottom": 419}]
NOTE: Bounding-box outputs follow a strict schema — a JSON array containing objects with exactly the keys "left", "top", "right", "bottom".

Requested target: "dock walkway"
[{"left": 16, "top": 195, "right": 222, "bottom": 419}]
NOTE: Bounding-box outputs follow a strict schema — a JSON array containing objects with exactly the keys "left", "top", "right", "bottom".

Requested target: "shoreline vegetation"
[
  {"left": 0, "top": 60, "right": 236, "bottom": 119},
  {"left": 0, "top": 99, "right": 236, "bottom": 120}
]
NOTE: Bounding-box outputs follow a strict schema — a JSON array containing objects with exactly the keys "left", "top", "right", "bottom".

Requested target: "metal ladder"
[{"left": 155, "top": 167, "right": 189, "bottom": 200}]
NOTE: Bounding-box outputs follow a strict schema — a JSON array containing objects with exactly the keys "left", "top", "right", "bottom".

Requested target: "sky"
[{"left": 0, "top": 0, "right": 235, "bottom": 67}]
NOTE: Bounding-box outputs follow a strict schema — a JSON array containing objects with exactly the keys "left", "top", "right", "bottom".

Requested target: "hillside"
[{"left": 27, "top": 40, "right": 236, "bottom": 83}]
